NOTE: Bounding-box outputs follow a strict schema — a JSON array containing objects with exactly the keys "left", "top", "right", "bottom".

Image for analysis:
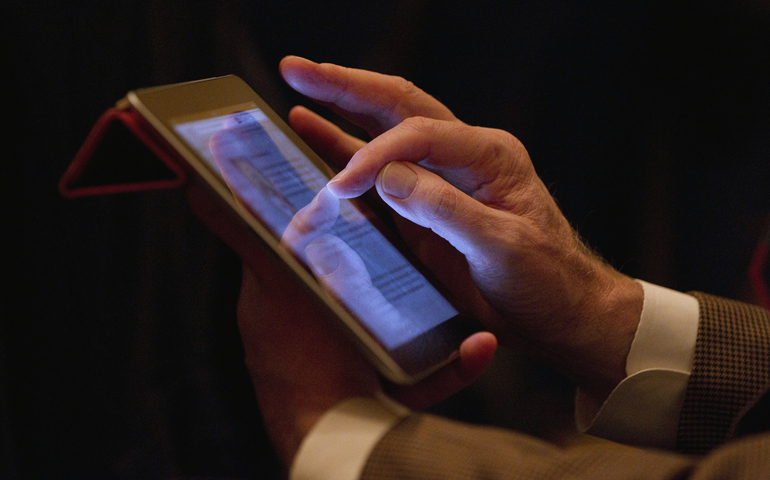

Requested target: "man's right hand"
[{"left": 280, "top": 56, "right": 644, "bottom": 403}]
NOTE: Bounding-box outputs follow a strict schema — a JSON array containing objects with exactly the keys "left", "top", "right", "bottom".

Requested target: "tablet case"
[
  {"left": 59, "top": 103, "right": 187, "bottom": 198},
  {"left": 60, "top": 103, "right": 770, "bottom": 311},
  {"left": 59, "top": 102, "right": 274, "bottom": 273}
]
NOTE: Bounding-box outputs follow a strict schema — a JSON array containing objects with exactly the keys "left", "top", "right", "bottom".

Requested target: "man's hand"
[{"left": 279, "top": 56, "right": 644, "bottom": 403}]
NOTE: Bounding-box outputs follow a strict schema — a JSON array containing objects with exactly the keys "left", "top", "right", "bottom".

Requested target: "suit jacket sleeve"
[
  {"left": 677, "top": 292, "right": 770, "bottom": 453},
  {"left": 361, "top": 293, "right": 770, "bottom": 480}
]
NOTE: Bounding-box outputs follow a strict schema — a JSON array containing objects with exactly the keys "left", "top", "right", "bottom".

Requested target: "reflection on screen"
[{"left": 174, "top": 108, "right": 458, "bottom": 349}]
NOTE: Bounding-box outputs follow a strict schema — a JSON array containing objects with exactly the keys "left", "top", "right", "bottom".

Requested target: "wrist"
[
  {"left": 577, "top": 270, "right": 643, "bottom": 399},
  {"left": 547, "top": 259, "right": 643, "bottom": 402}
]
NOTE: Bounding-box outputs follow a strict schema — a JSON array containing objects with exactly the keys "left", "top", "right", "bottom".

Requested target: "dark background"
[{"left": 3, "top": 1, "right": 770, "bottom": 478}]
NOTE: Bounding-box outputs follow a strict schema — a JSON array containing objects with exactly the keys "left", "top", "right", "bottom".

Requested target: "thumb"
[
  {"left": 388, "top": 331, "right": 497, "bottom": 411},
  {"left": 375, "top": 161, "right": 502, "bottom": 260}
]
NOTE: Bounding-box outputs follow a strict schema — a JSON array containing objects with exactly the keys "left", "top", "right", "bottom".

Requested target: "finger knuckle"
[
  {"left": 393, "top": 76, "right": 421, "bottom": 100},
  {"left": 400, "top": 115, "right": 434, "bottom": 134},
  {"left": 478, "top": 129, "right": 523, "bottom": 164},
  {"left": 425, "top": 181, "right": 460, "bottom": 222},
  {"left": 390, "top": 76, "right": 430, "bottom": 119}
]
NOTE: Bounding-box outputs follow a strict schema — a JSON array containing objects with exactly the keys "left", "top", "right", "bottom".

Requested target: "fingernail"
[
  {"left": 305, "top": 242, "right": 340, "bottom": 276},
  {"left": 326, "top": 175, "right": 343, "bottom": 196},
  {"left": 380, "top": 162, "right": 417, "bottom": 199}
]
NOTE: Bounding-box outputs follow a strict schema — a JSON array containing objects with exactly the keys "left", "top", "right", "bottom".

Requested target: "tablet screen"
[{"left": 172, "top": 107, "right": 459, "bottom": 350}]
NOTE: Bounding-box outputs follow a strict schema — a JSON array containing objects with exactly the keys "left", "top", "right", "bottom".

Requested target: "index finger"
[
  {"left": 279, "top": 56, "right": 459, "bottom": 137},
  {"left": 326, "top": 116, "right": 531, "bottom": 200}
]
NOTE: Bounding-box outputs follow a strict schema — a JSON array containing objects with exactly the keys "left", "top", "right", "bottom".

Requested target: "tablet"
[{"left": 126, "top": 75, "right": 478, "bottom": 384}]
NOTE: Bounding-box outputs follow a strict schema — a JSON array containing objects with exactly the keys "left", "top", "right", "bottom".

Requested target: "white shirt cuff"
[
  {"left": 289, "top": 392, "right": 410, "bottom": 480},
  {"left": 576, "top": 280, "right": 700, "bottom": 448}
]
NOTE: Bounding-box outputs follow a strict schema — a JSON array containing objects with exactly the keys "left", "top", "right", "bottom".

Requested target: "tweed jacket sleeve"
[
  {"left": 360, "top": 293, "right": 770, "bottom": 480},
  {"left": 677, "top": 292, "right": 770, "bottom": 453}
]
